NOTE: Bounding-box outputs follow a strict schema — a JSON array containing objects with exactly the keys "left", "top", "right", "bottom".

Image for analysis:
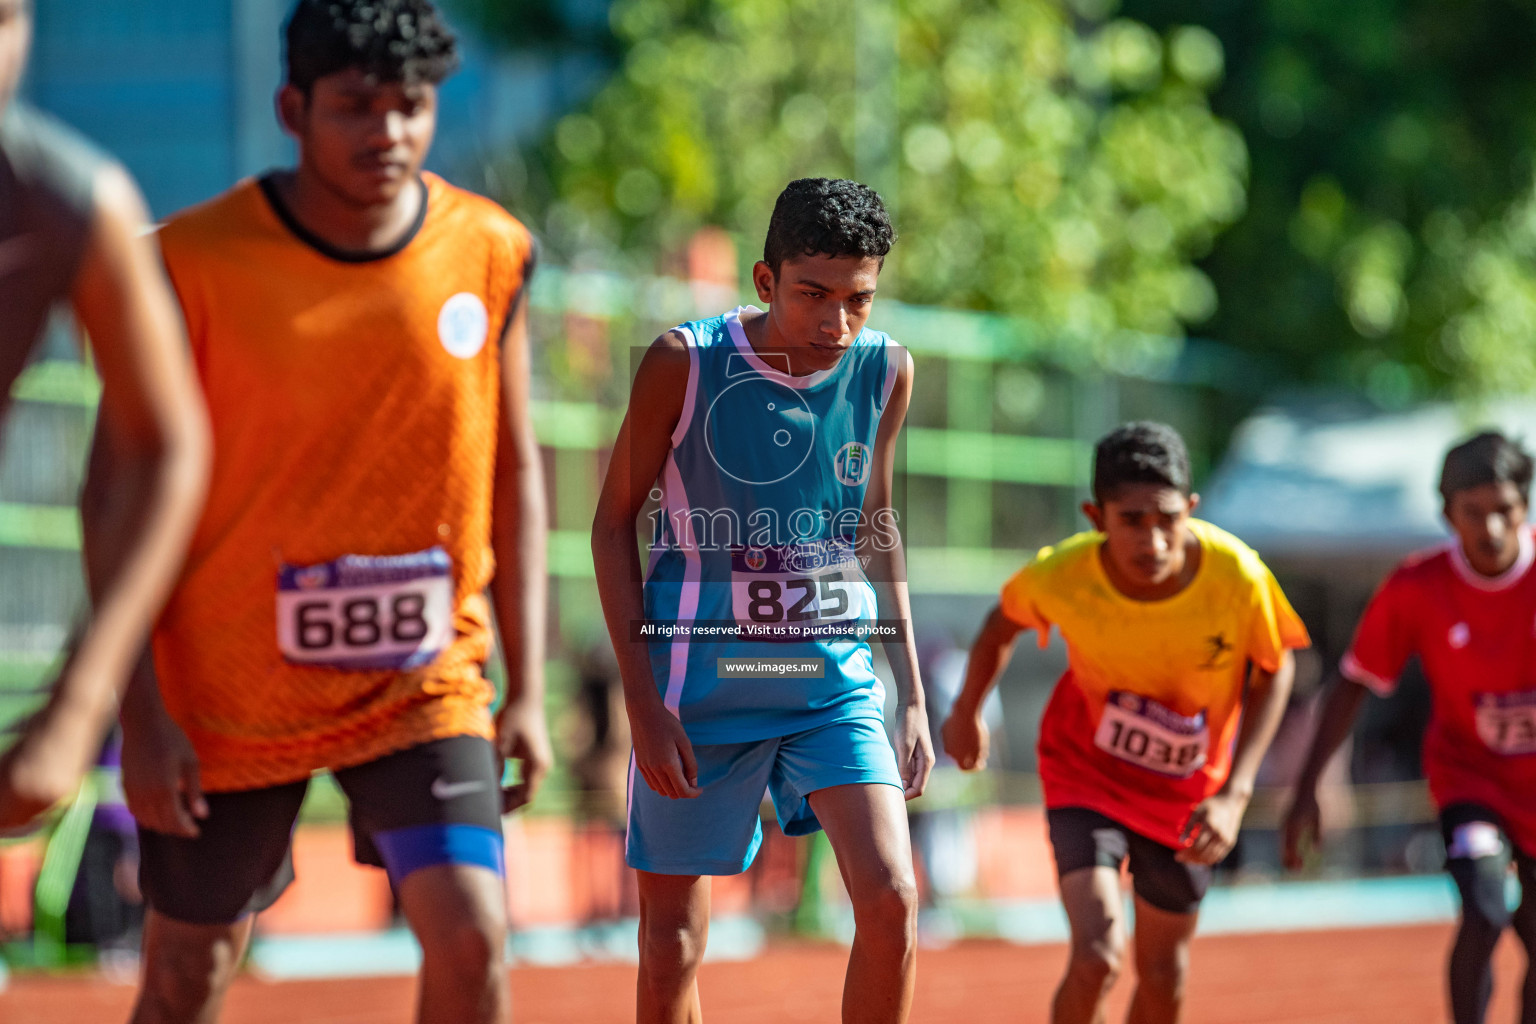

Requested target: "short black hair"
[
  {"left": 1092, "top": 422, "right": 1192, "bottom": 504},
  {"left": 762, "top": 178, "right": 895, "bottom": 274},
  {"left": 284, "top": 0, "right": 459, "bottom": 94},
  {"left": 1439, "top": 431, "right": 1533, "bottom": 505}
]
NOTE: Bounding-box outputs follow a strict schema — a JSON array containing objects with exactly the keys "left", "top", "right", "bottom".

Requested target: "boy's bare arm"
[
  {"left": 590, "top": 333, "right": 700, "bottom": 799},
  {"left": 860, "top": 348, "right": 932, "bottom": 798},
  {"left": 0, "top": 163, "right": 209, "bottom": 826},
  {"left": 942, "top": 605, "right": 1026, "bottom": 771},
  {"left": 1281, "top": 672, "right": 1369, "bottom": 868},
  {"left": 1179, "top": 651, "right": 1297, "bottom": 865},
  {"left": 489, "top": 291, "right": 552, "bottom": 813}
]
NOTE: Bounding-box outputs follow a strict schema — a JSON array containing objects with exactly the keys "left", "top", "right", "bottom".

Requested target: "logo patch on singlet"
[
  {"left": 834, "top": 441, "right": 872, "bottom": 487},
  {"left": 1449, "top": 622, "right": 1471, "bottom": 649},
  {"left": 438, "top": 292, "right": 489, "bottom": 359}
]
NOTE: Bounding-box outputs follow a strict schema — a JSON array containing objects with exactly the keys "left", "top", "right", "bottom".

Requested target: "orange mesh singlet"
[{"left": 154, "top": 172, "right": 532, "bottom": 792}]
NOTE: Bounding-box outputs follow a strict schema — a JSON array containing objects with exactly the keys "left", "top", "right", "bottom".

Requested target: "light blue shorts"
[{"left": 625, "top": 716, "right": 904, "bottom": 875}]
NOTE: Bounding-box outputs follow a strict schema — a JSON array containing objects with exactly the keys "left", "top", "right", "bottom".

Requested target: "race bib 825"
[
  {"left": 276, "top": 547, "right": 454, "bottom": 670},
  {"left": 730, "top": 538, "right": 876, "bottom": 640}
]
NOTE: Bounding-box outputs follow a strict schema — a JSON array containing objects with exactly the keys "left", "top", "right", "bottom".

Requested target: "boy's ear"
[
  {"left": 1186, "top": 492, "right": 1200, "bottom": 516},
  {"left": 276, "top": 83, "right": 306, "bottom": 138},
  {"left": 1081, "top": 501, "right": 1105, "bottom": 532},
  {"left": 751, "top": 260, "right": 775, "bottom": 303}
]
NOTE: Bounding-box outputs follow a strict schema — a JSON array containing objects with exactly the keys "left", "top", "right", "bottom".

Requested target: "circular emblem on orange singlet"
[{"left": 438, "top": 292, "right": 489, "bottom": 359}]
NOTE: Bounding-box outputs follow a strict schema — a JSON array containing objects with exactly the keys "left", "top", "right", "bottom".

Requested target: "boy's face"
[
  {"left": 0, "top": 0, "right": 31, "bottom": 116},
  {"left": 1445, "top": 480, "right": 1527, "bottom": 577},
  {"left": 751, "top": 253, "right": 881, "bottom": 372},
  {"left": 278, "top": 69, "right": 437, "bottom": 207},
  {"left": 1084, "top": 483, "right": 1199, "bottom": 589}
]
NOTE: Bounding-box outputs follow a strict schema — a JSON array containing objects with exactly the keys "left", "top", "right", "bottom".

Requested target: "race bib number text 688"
[{"left": 276, "top": 547, "right": 454, "bottom": 670}]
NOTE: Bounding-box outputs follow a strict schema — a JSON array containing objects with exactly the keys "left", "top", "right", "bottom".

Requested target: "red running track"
[{"left": 2, "top": 924, "right": 1526, "bottom": 1023}]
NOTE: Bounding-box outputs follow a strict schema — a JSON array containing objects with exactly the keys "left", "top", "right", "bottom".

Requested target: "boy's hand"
[
  {"left": 1280, "top": 787, "right": 1321, "bottom": 870},
  {"left": 496, "top": 701, "right": 553, "bottom": 814},
  {"left": 631, "top": 702, "right": 701, "bottom": 799},
  {"left": 896, "top": 703, "right": 934, "bottom": 799},
  {"left": 1177, "top": 791, "right": 1247, "bottom": 865},
  {"left": 0, "top": 713, "right": 97, "bottom": 827},
  {"left": 122, "top": 705, "right": 207, "bottom": 838},
  {"left": 940, "top": 709, "right": 990, "bottom": 771}
]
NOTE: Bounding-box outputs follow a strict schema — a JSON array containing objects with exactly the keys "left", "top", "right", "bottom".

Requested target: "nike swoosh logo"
[
  {"left": 430, "top": 778, "right": 489, "bottom": 800},
  {"left": 0, "top": 234, "right": 39, "bottom": 281}
]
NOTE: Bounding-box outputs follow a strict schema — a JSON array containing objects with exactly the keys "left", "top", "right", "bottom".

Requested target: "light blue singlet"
[{"left": 642, "top": 306, "right": 902, "bottom": 744}]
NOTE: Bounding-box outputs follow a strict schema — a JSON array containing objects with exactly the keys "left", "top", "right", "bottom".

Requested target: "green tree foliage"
[
  {"left": 514, "top": 0, "right": 1247, "bottom": 348},
  {"left": 1122, "top": 0, "right": 1536, "bottom": 399}
]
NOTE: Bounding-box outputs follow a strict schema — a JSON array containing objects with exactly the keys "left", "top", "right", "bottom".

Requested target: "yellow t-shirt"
[{"left": 1000, "top": 518, "right": 1309, "bottom": 848}]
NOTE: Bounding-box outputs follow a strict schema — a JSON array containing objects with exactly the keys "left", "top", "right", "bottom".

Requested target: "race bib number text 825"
[{"left": 730, "top": 539, "right": 876, "bottom": 640}]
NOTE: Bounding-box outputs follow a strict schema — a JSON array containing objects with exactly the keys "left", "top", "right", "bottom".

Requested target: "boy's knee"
[
  {"left": 1135, "top": 946, "right": 1190, "bottom": 1002},
  {"left": 137, "top": 935, "right": 241, "bottom": 1021},
  {"left": 421, "top": 913, "right": 505, "bottom": 978},
  {"left": 640, "top": 916, "right": 708, "bottom": 980},
  {"left": 1450, "top": 855, "right": 1512, "bottom": 940},
  {"left": 853, "top": 874, "right": 919, "bottom": 948},
  {"left": 1067, "top": 933, "right": 1125, "bottom": 992}
]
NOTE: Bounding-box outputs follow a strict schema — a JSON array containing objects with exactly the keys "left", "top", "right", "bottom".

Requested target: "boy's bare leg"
[
  {"left": 397, "top": 863, "right": 509, "bottom": 1024},
  {"left": 1052, "top": 867, "right": 1128, "bottom": 1024},
  {"left": 637, "top": 871, "right": 710, "bottom": 1024},
  {"left": 129, "top": 912, "right": 253, "bottom": 1024},
  {"left": 808, "top": 783, "right": 920, "bottom": 1024},
  {"left": 1126, "top": 896, "right": 1198, "bottom": 1024}
]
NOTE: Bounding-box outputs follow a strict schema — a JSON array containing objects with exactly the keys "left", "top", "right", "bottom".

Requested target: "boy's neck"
[
  {"left": 737, "top": 306, "right": 845, "bottom": 378},
  {"left": 1099, "top": 532, "right": 1203, "bottom": 602},
  {"left": 271, "top": 165, "right": 424, "bottom": 256}
]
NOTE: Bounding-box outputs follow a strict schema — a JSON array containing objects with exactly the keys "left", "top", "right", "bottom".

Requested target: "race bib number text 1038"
[{"left": 1093, "top": 692, "right": 1209, "bottom": 778}]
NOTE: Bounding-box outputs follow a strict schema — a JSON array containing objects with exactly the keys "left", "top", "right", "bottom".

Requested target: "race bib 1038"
[
  {"left": 730, "top": 539, "right": 877, "bottom": 641},
  {"left": 1474, "top": 691, "right": 1536, "bottom": 756},
  {"left": 276, "top": 547, "right": 454, "bottom": 670},
  {"left": 1093, "top": 691, "right": 1209, "bottom": 778}
]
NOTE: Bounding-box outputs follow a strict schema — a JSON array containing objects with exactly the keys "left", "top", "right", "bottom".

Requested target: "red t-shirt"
[{"left": 1342, "top": 529, "right": 1536, "bottom": 856}]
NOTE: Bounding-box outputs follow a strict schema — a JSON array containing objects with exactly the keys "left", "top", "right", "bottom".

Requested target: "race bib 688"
[{"left": 276, "top": 547, "right": 454, "bottom": 670}]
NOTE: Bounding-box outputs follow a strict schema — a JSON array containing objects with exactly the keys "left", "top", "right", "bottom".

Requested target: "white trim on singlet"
[
  {"left": 879, "top": 336, "right": 902, "bottom": 410},
  {"left": 723, "top": 306, "right": 838, "bottom": 389},
  {"left": 659, "top": 452, "right": 701, "bottom": 716},
  {"left": 669, "top": 324, "right": 700, "bottom": 448},
  {"left": 624, "top": 751, "right": 637, "bottom": 860},
  {"left": 1448, "top": 527, "right": 1536, "bottom": 592}
]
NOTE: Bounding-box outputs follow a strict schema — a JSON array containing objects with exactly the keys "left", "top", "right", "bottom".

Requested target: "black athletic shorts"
[
  {"left": 1047, "top": 806, "right": 1211, "bottom": 915},
  {"left": 1441, "top": 802, "right": 1535, "bottom": 866},
  {"left": 139, "top": 735, "right": 503, "bottom": 925}
]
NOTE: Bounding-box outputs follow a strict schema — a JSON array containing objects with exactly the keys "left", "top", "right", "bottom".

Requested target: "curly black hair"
[
  {"left": 1439, "top": 431, "right": 1533, "bottom": 506},
  {"left": 1092, "top": 422, "right": 1192, "bottom": 504},
  {"left": 285, "top": 0, "right": 460, "bottom": 93},
  {"left": 762, "top": 178, "right": 895, "bottom": 274}
]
